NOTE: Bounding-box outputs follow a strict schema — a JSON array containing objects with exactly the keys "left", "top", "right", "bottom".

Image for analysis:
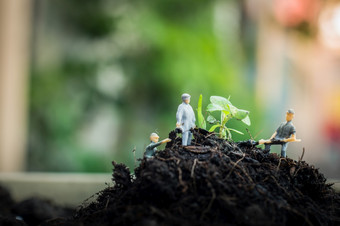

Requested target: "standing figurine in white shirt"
[{"left": 176, "top": 93, "right": 196, "bottom": 146}]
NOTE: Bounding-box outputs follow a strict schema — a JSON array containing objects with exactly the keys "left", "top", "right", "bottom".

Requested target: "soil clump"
[
  {"left": 61, "top": 128, "right": 340, "bottom": 226},
  {"left": 0, "top": 185, "right": 73, "bottom": 226}
]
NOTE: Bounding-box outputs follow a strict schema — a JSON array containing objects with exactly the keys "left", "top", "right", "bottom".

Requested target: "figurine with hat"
[
  {"left": 144, "top": 133, "right": 171, "bottom": 158},
  {"left": 176, "top": 93, "right": 196, "bottom": 146},
  {"left": 259, "top": 109, "right": 301, "bottom": 157}
]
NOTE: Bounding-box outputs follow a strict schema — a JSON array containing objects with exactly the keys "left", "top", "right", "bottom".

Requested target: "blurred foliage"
[
  {"left": 28, "top": 0, "right": 261, "bottom": 172},
  {"left": 196, "top": 94, "right": 206, "bottom": 129}
]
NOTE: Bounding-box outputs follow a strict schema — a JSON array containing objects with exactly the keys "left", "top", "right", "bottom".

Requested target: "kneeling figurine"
[{"left": 144, "top": 133, "right": 171, "bottom": 158}]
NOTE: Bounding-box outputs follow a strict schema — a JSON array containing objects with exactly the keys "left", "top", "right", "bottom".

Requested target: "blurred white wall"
[{"left": 0, "top": 0, "right": 32, "bottom": 171}]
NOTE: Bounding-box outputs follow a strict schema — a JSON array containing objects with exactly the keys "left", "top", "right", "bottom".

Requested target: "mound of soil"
[
  {"left": 51, "top": 128, "right": 340, "bottom": 226},
  {"left": 0, "top": 185, "right": 73, "bottom": 226}
]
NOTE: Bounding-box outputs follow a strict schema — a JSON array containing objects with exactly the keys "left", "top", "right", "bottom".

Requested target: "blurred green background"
[
  {"left": 0, "top": 0, "right": 337, "bottom": 177},
  {"left": 28, "top": 0, "right": 259, "bottom": 172}
]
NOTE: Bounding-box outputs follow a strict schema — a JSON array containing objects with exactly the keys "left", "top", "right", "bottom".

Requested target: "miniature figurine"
[
  {"left": 176, "top": 93, "right": 196, "bottom": 146},
  {"left": 144, "top": 133, "right": 171, "bottom": 158},
  {"left": 259, "top": 109, "right": 301, "bottom": 157}
]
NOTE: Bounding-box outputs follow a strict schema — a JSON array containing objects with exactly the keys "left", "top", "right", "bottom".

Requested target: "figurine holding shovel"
[
  {"left": 259, "top": 109, "right": 301, "bottom": 157},
  {"left": 144, "top": 133, "right": 171, "bottom": 158}
]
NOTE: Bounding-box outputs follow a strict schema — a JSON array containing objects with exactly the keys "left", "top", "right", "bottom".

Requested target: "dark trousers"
[{"left": 264, "top": 142, "right": 288, "bottom": 157}]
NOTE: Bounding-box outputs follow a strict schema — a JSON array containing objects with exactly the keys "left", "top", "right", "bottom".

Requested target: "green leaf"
[
  {"left": 196, "top": 94, "right": 206, "bottom": 129},
  {"left": 241, "top": 115, "right": 251, "bottom": 126},
  {"left": 207, "top": 115, "right": 217, "bottom": 124},
  {"left": 210, "top": 96, "right": 231, "bottom": 110},
  {"left": 209, "top": 124, "right": 220, "bottom": 132},
  {"left": 206, "top": 103, "right": 224, "bottom": 112},
  {"left": 222, "top": 110, "right": 230, "bottom": 116},
  {"left": 206, "top": 95, "right": 252, "bottom": 140},
  {"left": 233, "top": 109, "right": 249, "bottom": 120},
  {"left": 228, "top": 128, "right": 244, "bottom": 135},
  {"left": 228, "top": 104, "right": 238, "bottom": 116}
]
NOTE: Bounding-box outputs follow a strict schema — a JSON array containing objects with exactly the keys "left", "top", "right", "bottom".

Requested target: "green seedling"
[
  {"left": 196, "top": 94, "right": 206, "bottom": 129},
  {"left": 206, "top": 96, "right": 250, "bottom": 139}
]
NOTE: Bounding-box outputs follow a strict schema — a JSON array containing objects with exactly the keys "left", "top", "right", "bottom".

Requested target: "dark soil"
[
  {"left": 52, "top": 128, "right": 340, "bottom": 226},
  {"left": 1, "top": 128, "right": 339, "bottom": 225},
  {"left": 0, "top": 185, "right": 73, "bottom": 226}
]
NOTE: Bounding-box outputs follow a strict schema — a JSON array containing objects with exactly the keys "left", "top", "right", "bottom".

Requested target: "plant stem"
[{"left": 220, "top": 112, "right": 225, "bottom": 138}]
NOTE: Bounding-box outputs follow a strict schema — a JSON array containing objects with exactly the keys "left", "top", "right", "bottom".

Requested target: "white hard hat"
[
  {"left": 287, "top": 109, "right": 295, "bottom": 114},
  {"left": 181, "top": 93, "right": 191, "bottom": 100}
]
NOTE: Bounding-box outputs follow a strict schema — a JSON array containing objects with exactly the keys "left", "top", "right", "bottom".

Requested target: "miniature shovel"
[{"left": 258, "top": 138, "right": 302, "bottom": 145}]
